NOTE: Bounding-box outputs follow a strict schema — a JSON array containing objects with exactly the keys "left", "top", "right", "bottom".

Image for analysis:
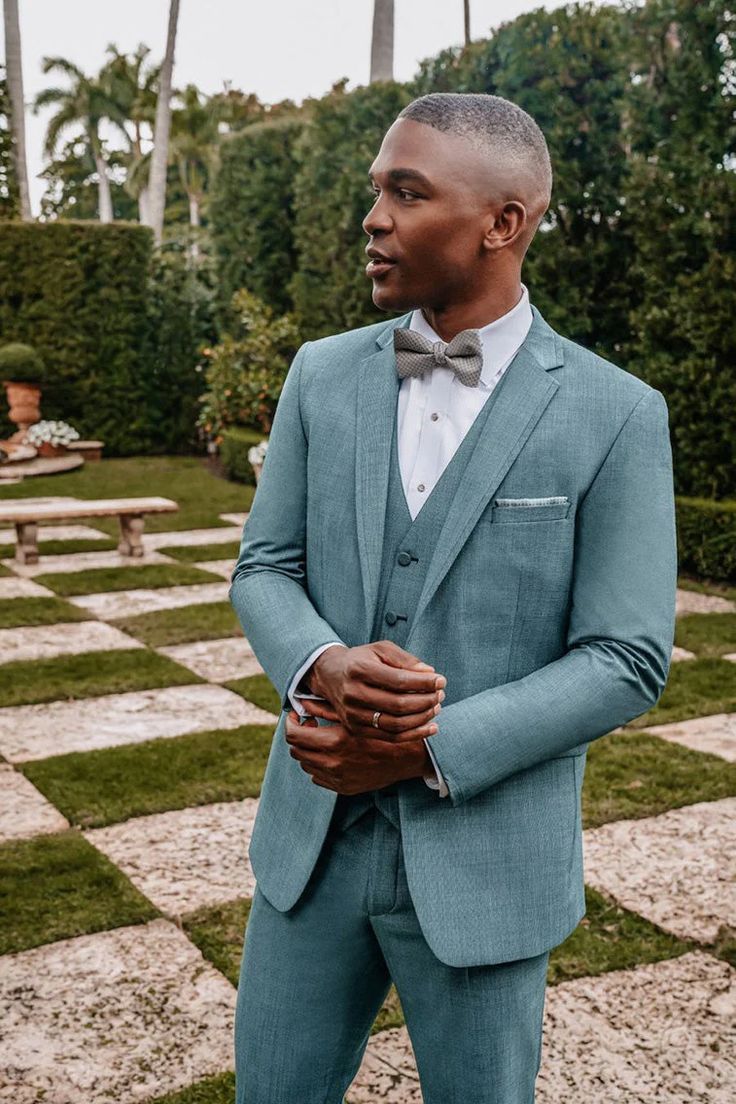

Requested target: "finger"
[
  {"left": 359, "top": 659, "right": 445, "bottom": 695},
  {"left": 301, "top": 698, "right": 341, "bottom": 722},
  {"left": 373, "top": 641, "right": 435, "bottom": 671}
]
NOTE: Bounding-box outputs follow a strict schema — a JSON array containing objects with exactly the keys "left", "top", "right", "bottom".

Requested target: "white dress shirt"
[{"left": 288, "top": 283, "right": 534, "bottom": 798}]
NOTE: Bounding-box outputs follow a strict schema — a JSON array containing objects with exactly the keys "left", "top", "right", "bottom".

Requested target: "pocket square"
[{"left": 493, "top": 496, "right": 569, "bottom": 507}]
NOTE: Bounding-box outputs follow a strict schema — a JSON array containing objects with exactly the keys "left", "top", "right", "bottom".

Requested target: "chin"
[{"left": 370, "top": 282, "right": 417, "bottom": 313}]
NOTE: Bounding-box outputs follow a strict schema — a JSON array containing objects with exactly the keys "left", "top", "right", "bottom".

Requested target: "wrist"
[{"left": 309, "top": 644, "right": 346, "bottom": 696}]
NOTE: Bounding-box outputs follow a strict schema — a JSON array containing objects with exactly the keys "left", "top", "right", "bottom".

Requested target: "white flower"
[
  {"left": 25, "top": 420, "right": 80, "bottom": 448},
  {"left": 247, "top": 439, "right": 269, "bottom": 464}
]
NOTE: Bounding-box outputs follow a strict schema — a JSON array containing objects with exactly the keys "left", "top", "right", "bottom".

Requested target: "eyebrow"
[{"left": 367, "top": 167, "right": 433, "bottom": 188}]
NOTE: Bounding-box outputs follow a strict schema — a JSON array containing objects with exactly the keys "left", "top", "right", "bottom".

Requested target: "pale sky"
[{"left": 2, "top": 0, "right": 606, "bottom": 215}]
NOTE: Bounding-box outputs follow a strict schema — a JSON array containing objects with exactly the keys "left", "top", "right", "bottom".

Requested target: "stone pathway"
[
  {"left": 0, "top": 621, "right": 143, "bottom": 664},
  {"left": 582, "top": 798, "right": 735, "bottom": 943},
  {"left": 644, "top": 711, "right": 736, "bottom": 762},
  {"left": 156, "top": 636, "right": 261, "bottom": 682},
  {"left": 1, "top": 518, "right": 735, "bottom": 1102},
  {"left": 7, "top": 548, "right": 175, "bottom": 578},
  {"left": 0, "top": 763, "right": 69, "bottom": 842},
  {"left": 68, "top": 580, "right": 229, "bottom": 620},
  {"left": 0, "top": 919, "right": 236, "bottom": 1104},
  {"left": 0, "top": 684, "right": 278, "bottom": 761},
  {"left": 85, "top": 798, "right": 260, "bottom": 914}
]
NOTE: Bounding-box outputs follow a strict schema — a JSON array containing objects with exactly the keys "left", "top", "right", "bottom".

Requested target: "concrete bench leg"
[
  {"left": 15, "top": 521, "right": 39, "bottom": 565},
  {"left": 118, "top": 514, "right": 145, "bottom": 557}
]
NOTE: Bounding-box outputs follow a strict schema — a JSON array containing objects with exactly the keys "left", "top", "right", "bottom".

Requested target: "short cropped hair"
[{"left": 397, "top": 92, "right": 552, "bottom": 209}]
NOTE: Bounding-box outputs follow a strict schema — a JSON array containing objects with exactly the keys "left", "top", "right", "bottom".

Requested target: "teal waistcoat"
[{"left": 336, "top": 375, "right": 506, "bottom": 819}]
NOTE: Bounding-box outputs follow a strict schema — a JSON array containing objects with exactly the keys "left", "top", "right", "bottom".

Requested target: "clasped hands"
[{"left": 284, "top": 640, "right": 447, "bottom": 795}]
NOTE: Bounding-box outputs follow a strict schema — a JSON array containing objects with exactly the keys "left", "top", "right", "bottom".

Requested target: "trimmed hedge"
[
  {"left": 220, "top": 425, "right": 267, "bottom": 485},
  {"left": 676, "top": 497, "right": 736, "bottom": 584},
  {"left": 0, "top": 221, "right": 214, "bottom": 454},
  {"left": 0, "top": 221, "right": 151, "bottom": 452},
  {"left": 210, "top": 116, "right": 305, "bottom": 323}
]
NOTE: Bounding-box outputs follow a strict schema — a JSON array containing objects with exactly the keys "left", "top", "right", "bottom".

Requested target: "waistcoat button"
[
  {"left": 397, "top": 551, "right": 412, "bottom": 566},
  {"left": 385, "top": 610, "right": 398, "bottom": 626}
]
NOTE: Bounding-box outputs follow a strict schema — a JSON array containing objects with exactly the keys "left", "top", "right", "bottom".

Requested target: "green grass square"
[
  {"left": 35, "top": 562, "right": 223, "bottom": 597},
  {"left": 224, "top": 673, "right": 281, "bottom": 716},
  {"left": 631, "top": 657, "right": 736, "bottom": 727},
  {"left": 159, "top": 541, "right": 240, "bottom": 563},
  {"left": 0, "top": 648, "right": 202, "bottom": 709},
  {"left": 112, "top": 601, "right": 242, "bottom": 647},
  {"left": 0, "top": 596, "right": 92, "bottom": 629},
  {"left": 23, "top": 724, "right": 275, "bottom": 828},
  {"left": 582, "top": 730, "right": 736, "bottom": 828},
  {"left": 0, "top": 830, "right": 159, "bottom": 955}
]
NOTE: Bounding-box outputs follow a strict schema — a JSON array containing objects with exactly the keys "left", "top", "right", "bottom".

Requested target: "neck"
[{"left": 419, "top": 279, "right": 523, "bottom": 342}]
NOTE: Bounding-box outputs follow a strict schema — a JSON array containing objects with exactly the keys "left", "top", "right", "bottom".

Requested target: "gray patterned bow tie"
[{"left": 394, "top": 326, "right": 483, "bottom": 388}]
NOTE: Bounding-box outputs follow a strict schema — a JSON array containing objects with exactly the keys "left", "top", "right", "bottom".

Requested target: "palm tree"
[
  {"left": 146, "top": 0, "right": 180, "bottom": 245},
  {"left": 464, "top": 1, "right": 471, "bottom": 47},
  {"left": 100, "top": 43, "right": 159, "bottom": 223},
  {"left": 33, "top": 56, "right": 126, "bottom": 222},
  {"left": 370, "top": 0, "right": 394, "bottom": 83},
  {"left": 169, "top": 83, "right": 221, "bottom": 252},
  {"left": 3, "top": 0, "right": 32, "bottom": 219}
]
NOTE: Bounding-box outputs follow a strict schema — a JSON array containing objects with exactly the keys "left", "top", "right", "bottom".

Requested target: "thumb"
[{"left": 375, "top": 640, "right": 435, "bottom": 671}]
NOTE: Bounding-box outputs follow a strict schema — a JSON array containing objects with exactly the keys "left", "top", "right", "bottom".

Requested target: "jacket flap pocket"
[{"left": 490, "top": 495, "right": 571, "bottom": 523}]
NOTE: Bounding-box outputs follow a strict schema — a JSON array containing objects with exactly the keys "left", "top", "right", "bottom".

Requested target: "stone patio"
[
  {"left": 68, "top": 580, "right": 230, "bottom": 620},
  {"left": 85, "top": 798, "right": 260, "bottom": 915},
  {"left": 0, "top": 621, "right": 144, "bottom": 664},
  {"left": 643, "top": 711, "right": 736, "bottom": 762},
  {"left": 0, "top": 684, "right": 278, "bottom": 762},
  {"left": 156, "top": 636, "right": 262, "bottom": 682},
  {"left": 582, "top": 797, "right": 736, "bottom": 943}
]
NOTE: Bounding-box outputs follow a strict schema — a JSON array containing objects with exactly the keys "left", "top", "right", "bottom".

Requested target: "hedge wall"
[
  {"left": 210, "top": 116, "right": 305, "bottom": 323},
  {"left": 0, "top": 221, "right": 213, "bottom": 455}
]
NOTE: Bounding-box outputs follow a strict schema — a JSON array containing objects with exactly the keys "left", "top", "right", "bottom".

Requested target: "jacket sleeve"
[
  {"left": 425, "top": 387, "right": 678, "bottom": 806},
  {"left": 229, "top": 341, "right": 348, "bottom": 713}
]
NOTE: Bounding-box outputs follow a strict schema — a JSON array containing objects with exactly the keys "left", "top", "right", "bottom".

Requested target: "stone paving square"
[
  {"left": 219, "top": 512, "right": 248, "bottom": 525},
  {"left": 0, "top": 917, "right": 236, "bottom": 1104},
  {"left": 67, "top": 580, "right": 230, "bottom": 620},
  {"left": 0, "top": 763, "right": 69, "bottom": 842},
  {"left": 347, "top": 952, "right": 736, "bottom": 1103},
  {"left": 0, "top": 684, "right": 278, "bottom": 762},
  {"left": 142, "top": 526, "right": 243, "bottom": 551},
  {"left": 192, "top": 558, "right": 235, "bottom": 579},
  {"left": 156, "top": 636, "right": 263, "bottom": 683},
  {"left": 0, "top": 621, "right": 144, "bottom": 666},
  {"left": 84, "top": 798, "right": 259, "bottom": 914},
  {"left": 676, "top": 587, "right": 736, "bottom": 615},
  {"left": 0, "top": 577, "right": 55, "bottom": 599},
  {"left": 5, "top": 548, "right": 176, "bottom": 578},
  {"left": 644, "top": 712, "right": 736, "bottom": 762},
  {"left": 582, "top": 797, "right": 736, "bottom": 943}
]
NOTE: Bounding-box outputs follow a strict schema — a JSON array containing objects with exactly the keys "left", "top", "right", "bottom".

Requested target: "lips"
[{"left": 365, "top": 249, "right": 398, "bottom": 278}]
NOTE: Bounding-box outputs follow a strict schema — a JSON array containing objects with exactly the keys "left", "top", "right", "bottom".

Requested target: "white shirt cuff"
[
  {"left": 287, "top": 642, "right": 346, "bottom": 716},
  {"left": 423, "top": 737, "right": 449, "bottom": 797}
]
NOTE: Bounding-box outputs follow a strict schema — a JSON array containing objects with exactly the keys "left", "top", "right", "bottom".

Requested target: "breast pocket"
[{"left": 488, "top": 495, "right": 571, "bottom": 524}]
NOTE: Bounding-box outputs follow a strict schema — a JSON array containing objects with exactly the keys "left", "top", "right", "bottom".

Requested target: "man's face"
[{"left": 363, "top": 117, "right": 500, "bottom": 313}]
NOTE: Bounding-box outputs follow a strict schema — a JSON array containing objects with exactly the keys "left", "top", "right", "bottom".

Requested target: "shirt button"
[
  {"left": 397, "top": 551, "right": 412, "bottom": 566},
  {"left": 417, "top": 483, "right": 425, "bottom": 492},
  {"left": 430, "top": 412, "right": 439, "bottom": 421},
  {"left": 385, "top": 610, "right": 398, "bottom": 626}
]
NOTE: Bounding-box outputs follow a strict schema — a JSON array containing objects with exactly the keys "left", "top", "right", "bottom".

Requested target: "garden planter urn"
[{"left": 4, "top": 381, "right": 41, "bottom": 440}]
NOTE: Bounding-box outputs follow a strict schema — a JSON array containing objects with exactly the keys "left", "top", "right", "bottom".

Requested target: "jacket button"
[
  {"left": 385, "top": 610, "right": 398, "bottom": 626},
  {"left": 397, "top": 551, "right": 412, "bottom": 566}
]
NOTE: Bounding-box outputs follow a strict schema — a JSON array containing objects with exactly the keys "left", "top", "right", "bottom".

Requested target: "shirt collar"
[{"left": 407, "top": 283, "right": 533, "bottom": 390}]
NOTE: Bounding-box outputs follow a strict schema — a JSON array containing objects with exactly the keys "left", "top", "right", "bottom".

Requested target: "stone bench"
[{"left": 0, "top": 496, "right": 179, "bottom": 565}]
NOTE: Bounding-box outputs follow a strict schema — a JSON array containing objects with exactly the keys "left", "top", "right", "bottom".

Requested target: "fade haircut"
[{"left": 397, "top": 92, "right": 553, "bottom": 217}]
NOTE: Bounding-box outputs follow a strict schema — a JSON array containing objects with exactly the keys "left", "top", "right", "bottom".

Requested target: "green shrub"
[
  {"left": 197, "top": 288, "right": 299, "bottom": 438},
  {"left": 219, "top": 425, "right": 267, "bottom": 484},
  {"left": 676, "top": 497, "right": 736, "bottom": 584},
  {"left": 0, "top": 342, "right": 46, "bottom": 384}
]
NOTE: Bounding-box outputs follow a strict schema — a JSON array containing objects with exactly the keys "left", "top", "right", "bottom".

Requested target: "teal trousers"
[{"left": 234, "top": 784, "right": 550, "bottom": 1103}]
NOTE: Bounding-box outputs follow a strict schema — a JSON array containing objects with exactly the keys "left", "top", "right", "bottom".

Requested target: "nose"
[{"left": 362, "top": 192, "right": 393, "bottom": 237}]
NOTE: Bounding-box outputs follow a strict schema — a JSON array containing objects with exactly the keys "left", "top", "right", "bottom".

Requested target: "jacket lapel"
[{"left": 354, "top": 304, "right": 565, "bottom": 642}]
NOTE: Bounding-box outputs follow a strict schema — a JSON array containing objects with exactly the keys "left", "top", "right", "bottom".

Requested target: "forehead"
[{"left": 368, "top": 118, "right": 486, "bottom": 190}]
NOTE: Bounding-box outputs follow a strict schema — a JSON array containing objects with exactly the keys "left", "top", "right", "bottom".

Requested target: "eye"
[{"left": 367, "top": 185, "right": 418, "bottom": 201}]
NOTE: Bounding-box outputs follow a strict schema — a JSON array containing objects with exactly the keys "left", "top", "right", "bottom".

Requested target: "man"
[{"left": 230, "top": 92, "right": 677, "bottom": 1102}]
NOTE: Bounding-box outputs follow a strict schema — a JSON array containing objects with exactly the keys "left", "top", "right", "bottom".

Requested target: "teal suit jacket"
[{"left": 230, "top": 302, "right": 678, "bottom": 967}]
